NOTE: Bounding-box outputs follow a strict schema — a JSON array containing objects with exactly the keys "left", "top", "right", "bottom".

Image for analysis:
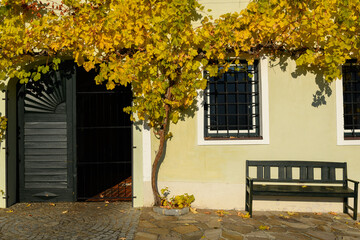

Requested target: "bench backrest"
[{"left": 246, "top": 160, "right": 347, "bottom": 184}]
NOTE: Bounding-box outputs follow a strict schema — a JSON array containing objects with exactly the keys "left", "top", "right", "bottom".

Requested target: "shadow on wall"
[{"left": 270, "top": 56, "right": 333, "bottom": 108}]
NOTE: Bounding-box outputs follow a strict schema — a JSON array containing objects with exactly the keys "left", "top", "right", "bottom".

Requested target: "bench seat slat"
[{"left": 252, "top": 184, "right": 354, "bottom": 197}]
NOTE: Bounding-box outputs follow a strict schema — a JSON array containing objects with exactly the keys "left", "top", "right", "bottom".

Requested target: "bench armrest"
[
  {"left": 347, "top": 179, "right": 359, "bottom": 184},
  {"left": 246, "top": 177, "right": 253, "bottom": 186}
]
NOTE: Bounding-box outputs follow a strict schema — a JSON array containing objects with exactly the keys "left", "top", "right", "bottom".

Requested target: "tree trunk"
[
  {"left": 151, "top": 128, "right": 166, "bottom": 206},
  {"left": 151, "top": 88, "right": 172, "bottom": 206}
]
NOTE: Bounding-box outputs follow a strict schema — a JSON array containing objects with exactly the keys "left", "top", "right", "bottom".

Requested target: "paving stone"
[
  {"left": 202, "top": 228, "right": 222, "bottom": 240},
  {"left": 305, "top": 230, "right": 337, "bottom": 240},
  {"left": 146, "top": 227, "right": 170, "bottom": 235},
  {"left": 268, "top": 226, "right": 287, "bottom": 233},
  {"left": 206, "top": 218, "right": 222, "bottom": 229},
  {"left": 268, "top": 232, "right": 297, "bottom": 240},
  {"left": 134, "top": 232, "right": 158, "bottom": 240},
  {"left": 172, "top": 225, "right": 200, "bottom": 234},
  {"left": 246, "top": 237, "right": 268, "bottom": 240},
  {"left": 183, "top": 230, "right": 204, "bottom": 240},
  {"left": 341, "top": 237, "right": 360, "bottom": 240},
  {"left": 315, "top": 224, "right": 332, "bottom": 232},
  {"left": 159, "top": 235, "right": 181, "bottom": 240},
  {"left": 345, "top": 230, "right": 360, "bottom": 237},
  {"left": 281, "top": 219, "right": 313, "bottom": 229},
  {"left": 221, "top": 230, "right": 243, "bottom": 240},
  {"left": 222, "top": 222, "right": 254, "bottom": 234},
  {"left": 244, "top": 230, "right": 271, "bottom": 239},
  {"left": 173, "top": 220, "right": 198, "bottom": 224}
]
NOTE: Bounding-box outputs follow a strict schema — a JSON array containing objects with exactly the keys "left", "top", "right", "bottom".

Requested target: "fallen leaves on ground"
[
  {"left": 190, "top": 207, "right": 198, "bottom": 214},
  {"left": 204, "top": 211, "right": 211, "bottom": 215},
  {"left": 301, "top": 185, "right": 307, "bottom": 188},
  {"left": 216, "top": 210, "right": 230, "bottom": 217},
  {"left": 49, "top": 203, "right": 56, "bottom": 207},
  {"left": 237, "top": 212, "right": 250, "bottom": 218},
  {"left": 105, "top": 201, "right": 110, "bottom": 204},
  {"left": 259, "top": 225, "right": 270, "bottom": 230},
  {"left": 6, "top": 210, "right": 13, "bottom": 213},
  {"left": 333, "top": 216, "right": 342, "bottom": 220},
  {"left": 314, "top": 212, "right": 322, "bottom": 215},
  {"left": 329, "top": 211, "right": 338, "bottom": 216},
  {"left": 279, "top": 214, "right": 290, "bottom": 219},
  {"left": 287, "top": 211, "right": 298, "bottom": 216},
  {"left": 26, "top": 204, "right": 32, "bottom": 207},
  {"left": 217, "top": 218, "right": 223, "bottom": 222},
  {"left": 62, "top": 210, "right": 68, "bottom": 214}
]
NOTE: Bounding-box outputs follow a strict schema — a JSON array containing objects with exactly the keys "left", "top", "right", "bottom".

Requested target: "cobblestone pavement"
[
  {"left": 1, "top": 202, "right": 360, "bottom": 240},
  {"left": 0, "top": 201, "right": 140, "bottom": 240},
  {"left": 136, "top": 208, "right": 360, "bottom": 240}
]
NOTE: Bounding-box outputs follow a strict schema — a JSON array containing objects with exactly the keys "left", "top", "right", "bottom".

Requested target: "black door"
[
  {"left": 17, "top": 62, "right": 75, "bottom": 202},
  {"left": 75, "top": 67, "right": 132, "bottom": 201}
]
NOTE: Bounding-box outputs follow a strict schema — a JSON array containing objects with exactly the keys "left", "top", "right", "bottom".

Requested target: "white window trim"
[
  {"left": 197, "top": 57, "right": 270, "bottom": 145},
  {"left": 335, "top": 78, "right": 360, "bottom": 145}
]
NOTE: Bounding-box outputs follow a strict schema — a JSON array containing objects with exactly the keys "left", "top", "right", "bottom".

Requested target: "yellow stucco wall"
[
  {"left": 149, "top": 59, "right": 360, "bottom": 212},
  {"left": 137, "top": 0, "right": 360, "bottom": 213}
]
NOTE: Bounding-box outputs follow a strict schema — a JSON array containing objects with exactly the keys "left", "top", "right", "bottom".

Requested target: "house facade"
[{"left": 1, "top": 0, "right": 359, "bottom": 214}]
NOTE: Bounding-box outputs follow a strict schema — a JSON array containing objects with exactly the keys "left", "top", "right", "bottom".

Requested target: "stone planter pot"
[{"left": 153, "top": 206, "right": 189, "bottom": 216}]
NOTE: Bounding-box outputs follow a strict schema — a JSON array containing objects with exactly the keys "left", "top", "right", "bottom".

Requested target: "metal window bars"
[{"left": 204, "top": 60, "right": 261, "bottom": 139}]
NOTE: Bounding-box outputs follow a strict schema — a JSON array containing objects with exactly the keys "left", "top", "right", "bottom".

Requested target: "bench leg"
[
  {"left": 343, "top": 197, "right": 348, "bottom": 214},
  {"left": 353, "top": 182, "right": 358, "bottom": 220},
  {"left": 245, "top": 189, "right": 249, "bottom": 212},
  {"left": 249, "top": 190, "right": 253, "bottom": 217},
  {"left": 354, "top": 192, "right": 358, "bottom": 220},
  {"left": 354, "top": 198, "right": 358, "bottom": 220}
]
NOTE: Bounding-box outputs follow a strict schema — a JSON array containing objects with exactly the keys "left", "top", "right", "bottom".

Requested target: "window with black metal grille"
[{"left": 204, "top": 60, "right": 261, "bottom": 139}]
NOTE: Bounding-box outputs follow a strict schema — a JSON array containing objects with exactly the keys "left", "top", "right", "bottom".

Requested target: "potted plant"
[{"left": 153, "top": 187, "right": 195, "bottom": 216}]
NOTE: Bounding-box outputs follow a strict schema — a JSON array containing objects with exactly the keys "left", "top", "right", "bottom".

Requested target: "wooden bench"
[{"left": 245, "top": 160, "right": 359, "bottom": 220}]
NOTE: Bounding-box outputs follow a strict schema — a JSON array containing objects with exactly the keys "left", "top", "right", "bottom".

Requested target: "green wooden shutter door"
[{"left": 18, "top": 64, "right": 75, "bottom": 202}]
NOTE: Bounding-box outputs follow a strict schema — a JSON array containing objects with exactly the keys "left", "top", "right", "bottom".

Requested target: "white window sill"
[{"left": 197, "top": 138, "right": 269, "bottom": 146}]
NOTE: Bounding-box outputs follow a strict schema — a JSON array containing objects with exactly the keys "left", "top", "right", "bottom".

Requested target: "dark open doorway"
[{"left": 76, "top": 67, "right": 132, "bottom": 201}]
